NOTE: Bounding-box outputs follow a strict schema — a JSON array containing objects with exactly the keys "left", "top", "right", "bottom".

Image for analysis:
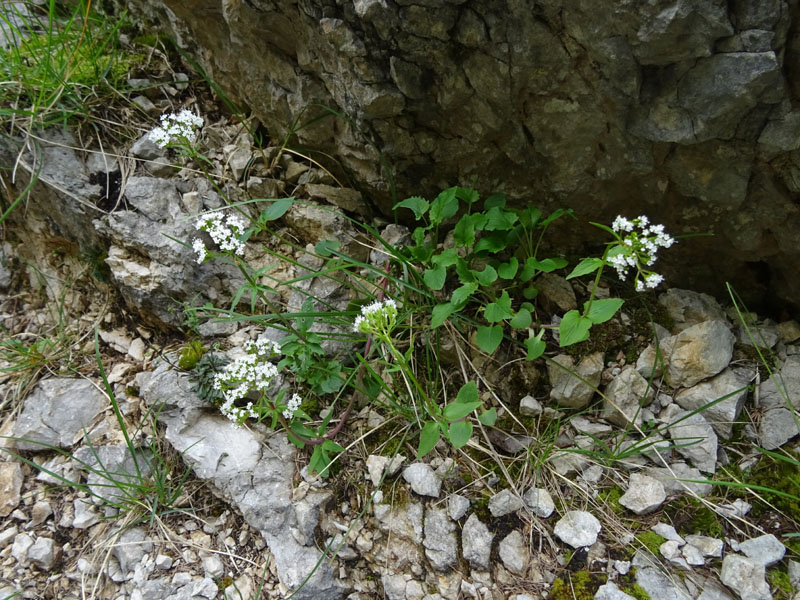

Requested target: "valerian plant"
[
  {"left": 353, "top": 299, "right": 495, "bottom": 458},
  {"left": 394, "top": 187, "right": 569, "bottom": 358},
  {"left": 559, "top": 215, "right": 675, "bottom": 346}
]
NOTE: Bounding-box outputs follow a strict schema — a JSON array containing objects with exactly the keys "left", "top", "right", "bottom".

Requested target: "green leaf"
[
  {"left": 527, "top": 257, "right": 568, "bottom": 274},
  {"left": 423, "top": 264, "right": 447, "bottom": 290},
  {"left": 584, "top": 297, "right": 624, "bottom": 324},
  {"left": 477, "top": 407, "right": 497, "bottom": 426},
  {"left": 567, "top": 257, "right": 604, "bottom": 280},
  {"left": 523, "top": 285, "right": 539, "bottom": 299},
  {"left": 509, "top": 308, "right": 532, "bottom": 329},
  {"left": 443, "top": 401, "right": 482, "bottom": 421},
  {"left": 483, "top": 193, "right": 506, "bottom": 209},
  {"left": 448, "top": 420, "right": 473, "bottom": 449},
  {"left": 474, "top": 264, "right": 498, "bottom": 285},
  {"left": 431, "top": 302, "right": 456, "bottom": 328},
  {"left": 519, "top": 206, "right": 542, "bottom": 229},
  {"left": 474, "top": 233, "right": 507, "bottom": 253},
  {"left": 394, "top": 196, "right": 429, "bottom": 220},
  {"left": 429, "top": 187, "right": 459, "bottom": 224},
  {"left": 432, "top": 248, "right": 459, "bottom": 267},
  {"left": 453, "top": 214, "right": 476, "bottom": 248},
  {"left": 540, "top": 208, "right": 573, "bottom": 228},
  {"left": 525, "top": 329, "right": 546, "bottom": 360},
  {"left": 417, "top": 421, "right": 441, "bottom": 459},
  {"left": 322, "top": 439, "right": 345, "bottom": 453},
  {"left": 451, "top": 282, "right": 478, "bottom": 307},
  {"left": 456, "top": 381, "right": 478, "bottom": 404},
  {"left": 498, "top": 257, "right": 519, "bottom": 279},
  {"left": 559, "top": 310, "right": 592, "bottom": 346},
  {"left": 476, "top": 325, "right": 503, "bottom": 354},
  {"left": 260, "top": 197, "right": 293, "bottom": 221},
  {"left": 456, "top": 186, "right": 480, "bottom": 204},
  {"left": 455, "top": 258, "right": 476, "bottom": 283},
  {"left": 484, "top": 290, "right": 512, "bottom": 323},
  {"left": 315, "top": 239, "right": 340, "bottom": 257},
  {"left": 484, "top": 206, "right": 519, "bottom": 231}
]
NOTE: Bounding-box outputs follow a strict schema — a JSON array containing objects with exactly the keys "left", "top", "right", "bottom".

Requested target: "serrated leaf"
[
  {"left": 476, "top": 325, "right": 503, "bottom": 354},
  {"left": 484, "top": 291, "right": 513, "bottom": 323},
  {"left": 451, "top": 282, "right": 478, "bottom": 307},
  {"left": 567, "top": 257, "right": 604, "bottom": 280},
  {"left": 431, "top": 302, "right": 456, "bottom": 328},
  {"left": 498, "top": 257, "right": 519, "bottom": 279},
  {"left": 456, "top": 381, "right": 478, "bottom": 404},
  {"left": 417, "top": 421, "right": 441, "bottom": 459},
  {"left": 260, "top": 197, "right": 293, "bottom": 221},
  {"left": 423, "top": 264, "right": 447, "bottom": 290},
  {"left": 448, "top": 420, "right": 473, "bottom": 449},
  {"left": 429, "top": 187, "right": 459, "bottom": 224},
  {"left": 394, "top": 196, "right": 429, "bottom": 220},
  {"left": 474, "top": 264, "right": 498, "bottom": 285},
  {"left": 509, "top": 308, "right": 532, "bottom": 329},
  {"left": 559, "top": 310, "right": 592, "bottom": 346},
  {"left": 443, "top": 401, "right": 482, "bottom": 421},
  {"left": 456, "top": 186, "right": 480, "bottom": 204},
  {"left": 477, "top": 407, "right": 497, "bottom": 426},
  {"left": 584, "top": 297, "right": 624, "bottom": 324},
  {"left": 525, "top": 329, "right": 546, "bottom": 360},
  {"left": 453, "top": 214, "right": 476, "bottom": 247}
]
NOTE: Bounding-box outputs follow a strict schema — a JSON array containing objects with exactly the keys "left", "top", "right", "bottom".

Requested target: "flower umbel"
[
  {"left": 148, "top": 109, "right": 204, "bottom": 148},
  {"left": 353, "top": 298, "right": 398, "bottom": 336},
  {"left": 193, "top": 211, "right": 248, "bottom": 262},
  {"left": 608, "top": 215, "right": 674, "bottom": 292},
  {"left": 213, "top": 339, "right": 283, "bottom": 424}
]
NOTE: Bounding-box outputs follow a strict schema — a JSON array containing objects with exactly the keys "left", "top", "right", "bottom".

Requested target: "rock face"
[{"left": 100, "top": 0, "right": 800, "bottom": 313}]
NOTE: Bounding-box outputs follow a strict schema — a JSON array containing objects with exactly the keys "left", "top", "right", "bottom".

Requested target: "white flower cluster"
[
  {"left": 282, "top": 393, "right": 303, "bottom": 419},
  {"left": 353, "top": 298, "right": 398, "bottom": 335},
  {"left": 213, "top": 339, "right": 282, "bottom": 424},
  {"left": 608, "top": 215, "right": 674, "bottom": 292},
  {"left": 192, "top": 211, "right": 248, "bottom": 263},
  {"left": 148, "top": 109, "right": 204, "bottom": 148}
]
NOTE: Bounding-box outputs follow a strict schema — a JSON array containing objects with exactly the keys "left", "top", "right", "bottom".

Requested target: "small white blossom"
[
  {"left": 195, "top": 211, "right": 247, "bottom": 257},
  {"left": 192, "top": 238, "right": 207, "bottom": 264},
  {"left": 353, "top": 298, "right": 398, "bottom": 335},
  {"left": 282, "top": 393, "right": 302, "bottom": 419},
  {"left": 607, "top": 215, "right": 674, "bottom": 292},
  {"left": 213, "top": 339, "right": 284, "bottom": 425},
  {"left": 148, "top": 109, "right": 204, "bottom": 148}
]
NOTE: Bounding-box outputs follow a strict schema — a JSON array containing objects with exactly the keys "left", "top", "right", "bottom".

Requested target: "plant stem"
[{"left": 583, "top": 246, "right": 610, "bottom": 317}]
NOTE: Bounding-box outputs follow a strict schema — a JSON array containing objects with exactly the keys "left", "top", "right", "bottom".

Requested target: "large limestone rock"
[{"left": 94, "top": 0, "right": 800, "bottom": 314}]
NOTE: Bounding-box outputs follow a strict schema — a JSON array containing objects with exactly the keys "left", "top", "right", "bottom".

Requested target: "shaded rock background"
[{"left": 99, "top": 0, "right": 800, "bottom": 316}]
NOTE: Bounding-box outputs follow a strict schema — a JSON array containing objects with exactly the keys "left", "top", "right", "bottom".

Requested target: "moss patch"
[
  {"left": 635, "top": 531, "right": 666, "bottom": 556},
  {"left": 547, "top": 570, "right": 604, "bottom": 600}
]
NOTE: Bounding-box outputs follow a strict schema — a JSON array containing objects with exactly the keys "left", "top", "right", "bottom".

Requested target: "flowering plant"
[
  {"left": 213, "top": 338, "right": 306, "bottom": 428},
  {"left": 192, "top": 211, "right": 248, "bottom": 264},
  {"left": 559, "top": 215, "right": 675, "bottom": 346},
  {"left": 148, "top": 109, "right": 204, "bottom": 149}
]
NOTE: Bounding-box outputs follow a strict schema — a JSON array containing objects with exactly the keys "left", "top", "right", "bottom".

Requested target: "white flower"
[
  {"left": 196, "top": 210, "right": 247, "bottom": 256},
  {"left": 282, "top": 393, "right": 302, "bottom": 419},
  {"left": 192, "top": 238, "right": 207, "bottom": 264},
  {"left": 148, "top": 109, "right": 204, "bottom": 148},
  {"left": 353, "top": 298, "right": 398, "bottom": 334},
  {"left": 607, "top": 216, "right": 674, "bottom": 292}
]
